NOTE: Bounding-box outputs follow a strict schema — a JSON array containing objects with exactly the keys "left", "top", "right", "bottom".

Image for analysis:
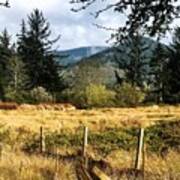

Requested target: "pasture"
[{"left": 0, "top": 104, "right": 179, "bottom": 179}]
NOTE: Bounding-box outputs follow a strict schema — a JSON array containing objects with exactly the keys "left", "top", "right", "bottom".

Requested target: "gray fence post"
[
  {"left": 83, "top": 126, "right": 88, "bottom": 168},
  {"left": 40, "top": 126, "right": 46, "bottom": 153},
  {"left": 135, "top": 128, "right": 145, "bottom": 170}
]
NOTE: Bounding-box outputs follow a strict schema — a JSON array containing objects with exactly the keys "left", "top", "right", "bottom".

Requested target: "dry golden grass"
[
  {"left": 0, "top": 105, "right": 179, "bottom": 132},
  {"left": 0, "top": 151, "right": 77, "bottom": 180},
  {"left": 0, "top": 105, "right": 179, "bottom": 179},
  {"left": 0, "top": 150, "right": 179, "bottom": 180}
]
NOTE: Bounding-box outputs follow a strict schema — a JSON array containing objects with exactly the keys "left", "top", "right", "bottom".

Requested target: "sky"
[{"left": 0, "top": 0, "right": 179, "bottom": 50}]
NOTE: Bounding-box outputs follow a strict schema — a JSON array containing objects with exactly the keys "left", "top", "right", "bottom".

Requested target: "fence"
[{"left": 38, "top": 126, "right": 146, "bottom": 180}]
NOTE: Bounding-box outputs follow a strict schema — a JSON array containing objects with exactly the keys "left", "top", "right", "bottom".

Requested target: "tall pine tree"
[
  {"left": 166, "top": 27, "right": 180, "bottom": 103},
  {"left": 17, "top": 9, "right": 61, "bottom": 93},
  {"left": 115, "top": 34, "right": 150, "bottom": 88},
  {"left": 0, "top": 28, "right": 12, "bottom": 99},
  {"left": 149, "top": 42, "right": 169, "bottom": 103}
]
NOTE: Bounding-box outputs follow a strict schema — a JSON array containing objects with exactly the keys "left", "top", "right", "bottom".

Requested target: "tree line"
[
  {"left": 0, "top": 8, "right": 180, "bottom": 106},
  {"left": 114, "top": 32, "right": 180, "bottom": 104},
  {"left": 0, "top": 9, "right": 62, "bottom": 103}
]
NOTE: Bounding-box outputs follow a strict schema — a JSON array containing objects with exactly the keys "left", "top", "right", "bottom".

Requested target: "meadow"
[{"left": 0, "top": 105, "right": 179, "bottom": 179}]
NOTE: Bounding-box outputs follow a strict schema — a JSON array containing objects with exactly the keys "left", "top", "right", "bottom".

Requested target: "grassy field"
[{"left": 0, "top": 105, "right": 179, "bottom": 179}]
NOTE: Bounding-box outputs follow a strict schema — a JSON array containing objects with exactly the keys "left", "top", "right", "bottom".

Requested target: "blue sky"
[{"left": 0, "top": 0, "right": 179, "bottom": 49}]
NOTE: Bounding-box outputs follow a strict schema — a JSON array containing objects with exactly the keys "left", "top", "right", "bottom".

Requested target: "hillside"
[
  {"left": 56, "top": 46, "right": 108, "bottom": 66},
  {"left": 61, "top": 37, "right": 159, "bottom": 87}
]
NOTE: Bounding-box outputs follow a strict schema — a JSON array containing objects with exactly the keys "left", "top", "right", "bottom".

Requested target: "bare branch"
[
  {"left": 93, "top": 23, "right": 118, "bottom": 32},
  {"left": 0, "top": 0, "right": 10, "bottom": 8},
  {"left": 90, "top": 2, "right": 121, "bottom": 18},
  {"left": 71, "top": 0, "right": 180, "bottom": 39},
  {"left": 70, "top": 0, "right": 96, "bottom": 12}
]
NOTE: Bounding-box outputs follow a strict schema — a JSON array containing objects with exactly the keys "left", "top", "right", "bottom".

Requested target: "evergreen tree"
[
  {"left": 5, "top": 53, "right": 30, "bottom": 102},
  {"left": 17, "top": 9, "right": 61, "bottom": 93},
  {"left": 6, "top": 54, "right": 29, "bottom": 92},
  {"left": 149, "top": 42, "right": 169, "bottom": 103},
  {"left": 115, "top": 34, "right": 150, "bottom": 88},
  {"left": 17, "top": 20, "right": 27, "bottom": 62},
  {"left": 166, "top": 27, "right": 180, "bottom": 103},
  {"left": 0, "top": 28, "right": 12, "bottom": 99}
]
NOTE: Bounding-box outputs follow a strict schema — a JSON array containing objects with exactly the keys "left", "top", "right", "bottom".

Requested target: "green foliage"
[
  {"left": 23, "top": 128, "right": 138, "bottom": 156},
  {"left": 22, "top": 133, "right": 40, "bottom": 153},
  {"left": 149, "top": 42, "right": 169, "bottom": 103},
  {"left": 146, "top": 121, "right": 180, "bottom": 154},
  {"left": 4, "top": 88, "right": 28, "bottom": 103},
  {"left": 114, "top": 83, "right": 145, "bottom": 107},
  {"left": 4, "top": 55, "right": 30, "bottom": 103},
  {"left": 71, "top": 84, "right": 115, "bottom": 108},
  {"left": 89, "top": 129, "right": 137, "bottom": 156},
  {"left": 85, "top": 84, "right": 115, "bottom": 107},
  {"left": 165, "top": 27, "right": 180, "bottom": 103},
  {"left": 0, "top": 29, "right": 12, "bottom": 100},
  {"left": 17, "top": 9, "right": 61, "bottom": 92},
  {"left": 22, "top": 121, "right": 180, "bottom": 156},
  {"left": 29, "top": 87, "right": 53, "bottom": 104},
  {"left": 115, "top": 35, "right": 150, "bottom": 88}
]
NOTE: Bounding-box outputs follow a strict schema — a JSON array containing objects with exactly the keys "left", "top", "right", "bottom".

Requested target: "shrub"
[
  {"left": 85, "top": 84, "right": 115, "bottom": 107},
  {"left": 114, "top": 83, "right": 145, "bottom": 107},
  {"left": 29, "top": 87, "right": 53, "bottom": 104},
  {"left": 22, "top": 121, "right": 180, "bottom": 156},
  {"left": 4, "top": 87, "right": 28, "bottom": 103},
  {"left": 71, "top": 84, "right": 115, "bottom": 108},
  {"left": 146, "top": 120, "right": 180, "bottom": 154}
]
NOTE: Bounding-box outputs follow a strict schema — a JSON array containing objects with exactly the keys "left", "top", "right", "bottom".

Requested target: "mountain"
[
  {"left": 56, "top": 46, "right": 108, "bottom": 66},
  {"left": 60, "top": 37, "right": 164, "bottom": 88}
]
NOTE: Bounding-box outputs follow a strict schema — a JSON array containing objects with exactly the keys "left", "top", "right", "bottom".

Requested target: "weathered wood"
[
  {"left": 0, "top": 143, "right": 3, "bottom": 160},
  {"left": 92, "top": 166, "right": 111, "bottom": 180},
  {"left": 55, "top": 147, "right": 59, "bottom": 172},
  {"left": 76, "top": 163, "right": 93, "bottom": 180},
  {"left": 83, "top": 126, "right": 88, "bottom": 156},
  {"left": 82, "top": 126, "right": 88, "bottom": 168},
  {"left": 142, "top": 143, "right": 146, "bottom": 180},
  {"left": 135, "top": 128, "right": 145, "bottom": 170},
  {"left": 40, "top": 126, "right": 46, "bottom": 153}
]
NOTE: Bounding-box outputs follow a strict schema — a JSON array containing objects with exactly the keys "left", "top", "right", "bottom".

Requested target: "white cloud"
[
  {"left": 0, "top": 0, "right": 118, "bottom": 49},
  {"left": 0, "top": 0, "right": 179, "bottom": 49}
]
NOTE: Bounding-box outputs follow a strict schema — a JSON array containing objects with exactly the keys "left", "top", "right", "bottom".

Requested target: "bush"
[
  {"left": 85, "top": 84, "right": 115, "bottom": 107},
  {"left": 29, "top": 87, "right": 53, "bottom": 104},
  {"left": 5, "top": 87, "right": 28, "bottom": 103},
  {"left": 71, "top": 84, "right": 115, "bottom": 108},
  {"left": 114, "top": 83, "right": 145, "bottom": 107},
  {"left": 146, "top": 120, "right": 180, "bottom": 153},
  {"left": 22, "top": 120, "right": 180, "bottom": 157}
]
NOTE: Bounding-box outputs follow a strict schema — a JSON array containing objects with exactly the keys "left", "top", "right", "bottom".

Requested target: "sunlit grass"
[{"left": 0, "top": 105, "right": 179, "bottom": 179}]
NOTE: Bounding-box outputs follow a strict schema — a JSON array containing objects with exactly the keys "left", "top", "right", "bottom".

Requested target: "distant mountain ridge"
[
  {"left": 56, "top": 46, "right": 108, "bottom": 66},
  {"left": 60, "top": 37, "right": 164, "bottom": 87}
]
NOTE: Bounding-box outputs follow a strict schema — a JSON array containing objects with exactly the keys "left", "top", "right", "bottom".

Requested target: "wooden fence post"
[
  {"left": 40, "top": 126, "right": 46, "bottom": 153},
  {"left": 54, "top": 147, "right": 59, "bottom": 180},
  {"left": 82, "top": 126, "right": 88, "bottom": 168},
  {"left": 0, "top": 143, "right": 3, "bottom": 160},
  {"left": 142, "top": 143, "right": 146, "bottom": 179},
  {"left": 135, "top": 128, "right": 144, "bottom": 170}
]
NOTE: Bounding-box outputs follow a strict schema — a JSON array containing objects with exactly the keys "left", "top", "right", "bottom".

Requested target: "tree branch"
[
  {"left": 70, "top": 0, "right": 96, "bottom": 12},
  {"left": 0, "top": 0, "right": 10, "bottom": 8},
  {"left": 71, "top": 0, "right": 180, "bottom": 39}
]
